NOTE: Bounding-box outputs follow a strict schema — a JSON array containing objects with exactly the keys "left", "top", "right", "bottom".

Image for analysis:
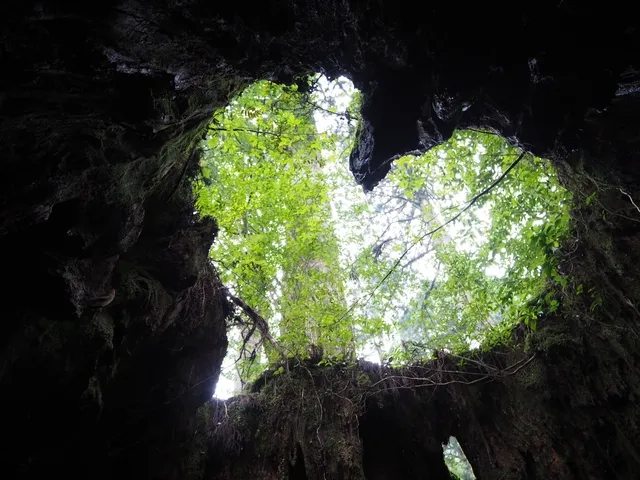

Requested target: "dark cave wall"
[
  {"left": 1, "top": 1, "right": 640, "bottom": 479},
  {"left": 1, "top": 2, "right": 238, "bottom": 478},
  {"left": 210, "top": 297, "right": 640, "bottom": 480},
  {"left": 206, "top": 363, "right": 456, "bottom": 480}
]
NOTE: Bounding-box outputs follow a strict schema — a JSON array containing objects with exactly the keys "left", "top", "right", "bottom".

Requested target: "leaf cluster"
[{"left": 194, "top": 78, "right": 572, "bottom": 387}]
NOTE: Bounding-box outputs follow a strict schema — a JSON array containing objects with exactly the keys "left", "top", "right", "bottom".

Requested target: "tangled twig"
[
  {"left": 223, "top": 287, "right": 286, "bottom": 359},
  {"left": 360, "top": 353, "right": 537, "bottom": 400}
]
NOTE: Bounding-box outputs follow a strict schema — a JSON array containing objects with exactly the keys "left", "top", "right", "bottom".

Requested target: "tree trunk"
[{"left": 1, "top": 2, "right": 639, "bottom": 479}]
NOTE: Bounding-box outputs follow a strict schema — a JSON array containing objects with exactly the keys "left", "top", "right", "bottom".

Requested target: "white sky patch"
[
  {"left": 215, "top": 329, "right": 242, "bottom": 399},
  {"left": 309, "top": 75, "right": 498, "bottom": 359},
  {"left": 213, "top": 74, "right": 556, "bottom": 399},
  {"left": 215, "top": 362, "right": 239, "bottom": 400}
]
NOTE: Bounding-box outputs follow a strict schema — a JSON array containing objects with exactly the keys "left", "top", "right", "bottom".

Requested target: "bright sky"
[
  {"left": 214, "top": 75, "right": 528, "bottom": 399},
  {"left": 310, "top": 76, "right": 503, "bottom": 363}
]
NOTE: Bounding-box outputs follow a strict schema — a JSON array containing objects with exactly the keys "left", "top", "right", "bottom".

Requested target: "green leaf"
[{"left": 194, "top": 80, "right": 572, "bottom": 384}]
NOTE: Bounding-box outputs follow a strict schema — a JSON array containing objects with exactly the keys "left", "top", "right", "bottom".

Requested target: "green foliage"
[
  {"left": 194, "top": 76, "right": 572, "bottom": 388},
  {"left": 194, "top": 79, "right": 356, "bottom": 378},
  {"left": 349, "top": 131, "right": 572, "bottom": 359}
]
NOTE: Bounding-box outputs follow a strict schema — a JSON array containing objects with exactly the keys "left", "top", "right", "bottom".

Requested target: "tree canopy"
[{"left": 193, "top": 76, "right": 571, "bottom": 387}]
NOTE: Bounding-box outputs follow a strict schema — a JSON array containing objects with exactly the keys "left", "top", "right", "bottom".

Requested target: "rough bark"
[{"left": 1, "top": 1, "right": 639, "bottom": 479}]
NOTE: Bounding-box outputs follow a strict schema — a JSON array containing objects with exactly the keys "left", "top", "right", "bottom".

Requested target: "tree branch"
[
  {"left": 361, "top": 353, "right": 537, "bottom": 400},
  {"left": 208, "top": 126, "right": 324, "bottom": 138},
  {"left": 208, "top": 126, "right": 282, "bottom": 137},
  {"left": 303, "top": 97, "right": 358, "bottom": 123},
  {"left": 222, "top": 287, "right": 286, "bottom": 359},
  {"left": 337, "top": 151, "right": 527, "bottom": 322},
  {"left": 401, "top": 250, "right": 430, "bottom": 270}
]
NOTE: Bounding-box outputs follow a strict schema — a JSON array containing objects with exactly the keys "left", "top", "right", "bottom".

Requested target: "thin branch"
[
  {"left": 303, "top": 97, "right": 358, "bottom": 122},
  {"left": 620, "top": 188, "right": 640, "bottom": 214},
  {"left": 362, "top": 353, "right": 537, "bottom": 399},
  {"left": 464, "top": 127, "right": 502, "bottom": 137},
  {"left": 338, "top": 151, "right": 527, "bottom": 322},
  {"left": 397, "top": 213, "right": 423, "bottom": 223},
  {"left": 236, "top": 322, "right": 258, "bottom": 370},
  {"left": 223, "top": 287, "right": 286, "bottom": 359},
  {"left": 208, "top": 126, "right": 325, "bottom": 139},
  {"left": 381, "top": 193, "right": 423, "bottom": 210},
  {"left": 401, "top": 250, "right": 430, "bottom": 270},
  {"left": 208, "top": 126, "right": 282, "bottom": 137},
  {"left": 421, "top": 271, "right": 440, "bottom": 311}
]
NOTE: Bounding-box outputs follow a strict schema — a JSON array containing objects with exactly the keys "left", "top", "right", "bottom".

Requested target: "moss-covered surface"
[
  {"left": 0, "top": 4, "right": 235, "bottom": 477},
  {"left": 2, "top": 1, "right": 640, "bottom": 479},
  {"left": 207, "top": 360, "right": 454, "bottom": 479},
  {"left": 205, "top": 148, "right": 640, "bottom": 478}
]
